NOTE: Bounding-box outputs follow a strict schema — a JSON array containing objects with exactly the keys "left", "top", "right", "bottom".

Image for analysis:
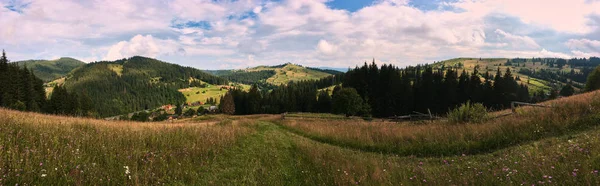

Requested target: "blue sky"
[{"left": 1, "top": 0, "right": 599, "bottom": 69}]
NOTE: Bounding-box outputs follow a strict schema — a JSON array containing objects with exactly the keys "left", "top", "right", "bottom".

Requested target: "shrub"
[
  {"left": 585, "top": 65, "right": 600, "bottom": 91},
  {"left": 447, "top": 101, "right": 488, "bottom": 124},
  {"left": 184, "top": 108, "right": 197, "bottom": 117}
]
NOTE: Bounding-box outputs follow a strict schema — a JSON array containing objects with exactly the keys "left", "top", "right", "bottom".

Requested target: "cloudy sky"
[{"left": 1, "top": 0, "right": 599, "bottom": 69}]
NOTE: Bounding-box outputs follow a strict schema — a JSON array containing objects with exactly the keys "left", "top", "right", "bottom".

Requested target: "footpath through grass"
[{"left": 194, "top": 121, "right": 332, "bottom": 185}]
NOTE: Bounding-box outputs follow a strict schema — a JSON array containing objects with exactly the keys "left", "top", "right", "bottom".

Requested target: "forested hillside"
[
  {"left": 14, "top": 57, "right": 85, "bottom": 82},
  {"left": 207, "top": 63, "right": 339, "bottom": 86},
  {"left": 433, "top": 57, "right": 599, "bottom": 93},
  {"left": 63, "top": 56, "right": 228, "bottom": 117}
]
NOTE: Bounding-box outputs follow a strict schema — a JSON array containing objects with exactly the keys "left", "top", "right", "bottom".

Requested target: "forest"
[
  {"left": 0, "top": 51, "right": 94, "bottom": 116},
  {"left": 221, "top": 61, "right": 540, "bottom": 117},
  {"left": 63, "top": 56, "right": 229, "bottom": 117}
]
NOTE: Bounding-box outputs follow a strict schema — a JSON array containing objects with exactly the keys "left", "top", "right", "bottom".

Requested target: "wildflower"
[
  {"left": 124, "top": 166, "right": 130, "bottom": 175},
  {"left": 423, "top": 179, "right": 427, "bottom": 182},
  {"left": 39, "top": 163, "right": 43, "bottom": 167}
]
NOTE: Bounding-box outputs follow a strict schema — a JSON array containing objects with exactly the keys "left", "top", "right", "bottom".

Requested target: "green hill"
[
  {"left": 432, "top": 57, "right": 595, "bottom": 93},
  {"left": 63, "top": 56, "right": 228, "bottom": 117},
  {"left": 208, "top": 63, "right": 339, "bottom": 85},
  {"left": 14, "top": 57, "right": 85, "bottom": 82}
]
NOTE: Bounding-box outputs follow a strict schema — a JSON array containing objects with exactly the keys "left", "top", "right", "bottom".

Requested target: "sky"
[{"left": 1, "top": 0, "right": 600, "bottom": 70}]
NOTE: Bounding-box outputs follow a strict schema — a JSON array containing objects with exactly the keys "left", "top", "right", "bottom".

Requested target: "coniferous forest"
[
  {"left": 0, "top": 51, "right": 46, "bottom": 112},
  {"left": 222, "top": 61, "right": 531, "bottom": 117},
  {"left": 63, "top": 56, "right": 229, "bottom": 117}
]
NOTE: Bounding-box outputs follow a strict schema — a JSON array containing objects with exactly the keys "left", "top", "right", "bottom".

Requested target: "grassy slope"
[
  {"left": 3, "top": 91, "right": 600, "bottom": 185},
  {"left": 432, "top": 58, "right": 568, "bottom": 93},
  {"left": 179, "top": 83, "right": 251, "bottom": 106},
  {"left": 15, "top": 57, "right": 85, "bottom": 82},
  {"left": 224, "top": 63, "right": 333, "bottom": 85}
]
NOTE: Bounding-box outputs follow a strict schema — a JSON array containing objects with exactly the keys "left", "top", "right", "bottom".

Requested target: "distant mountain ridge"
[{"left": 14, "top": 57, "right": 85, "bottom": 82}]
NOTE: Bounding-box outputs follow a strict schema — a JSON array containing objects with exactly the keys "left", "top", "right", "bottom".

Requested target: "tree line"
[
  {"left": 0, "top": 51, "right": 95, "bottom": 116},
  {"left": 220, "top": 61, "right": 536, "bottom": 118}
]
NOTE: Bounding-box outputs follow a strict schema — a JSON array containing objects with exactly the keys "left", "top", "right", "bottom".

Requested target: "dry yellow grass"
[{"left": 278, "top": 91, "right": 600, "bottom": 156}]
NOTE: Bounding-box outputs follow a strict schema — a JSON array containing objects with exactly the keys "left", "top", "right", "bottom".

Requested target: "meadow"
[{"left": 3, "top": 91, "right": 600, "bottom": 185}]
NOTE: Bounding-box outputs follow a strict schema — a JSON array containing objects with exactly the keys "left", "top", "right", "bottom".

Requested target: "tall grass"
[
  {"left": 0, "top": 109, "right": 255, "bottom": 185},
  {"left": 277, "top": 91, "right": 600, "bottom": 156}
]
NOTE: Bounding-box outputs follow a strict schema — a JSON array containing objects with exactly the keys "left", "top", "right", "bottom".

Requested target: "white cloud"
[
  {"left": 316, "top": 40, "right": 337, "bottom": 55},
  {"left": 494, "top": 29, "right": 540, "bottom": 49},
  {"left": 2, "top": 0, "right": 600, "bottom": 69},
  {"left": 566, "top": 39, "right": 600, "bottom": 52},
  {"left": 104, "top": 35, "right": 181, "bottom": 61},
  {"left": 450, "top": 0, "right": 600, "bottom": 34}
]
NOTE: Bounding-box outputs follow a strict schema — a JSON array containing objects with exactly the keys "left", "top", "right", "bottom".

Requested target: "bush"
[
  {"left": 585, "top": 66, "right": 600, "bottom": 91},
  {"left": 447, "top": 101, "right": 488, "bottom": 124},
  {"left": 184, "top": 108, "right": 197, "bottom": 117}
]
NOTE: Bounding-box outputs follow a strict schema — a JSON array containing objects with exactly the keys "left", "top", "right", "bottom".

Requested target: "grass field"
[
  {"left": 179, "top": 85, "right": 228, "bottom": 105},
  {"left": 3, "top": 91, "right": 600, "bottom": 185},
  {"left": 179, "top": 84, "right": 251, "bottom": 106}
]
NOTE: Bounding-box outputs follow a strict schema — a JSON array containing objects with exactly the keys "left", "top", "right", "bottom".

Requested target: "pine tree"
[
  {"left": 220, "top": 91, "right": 235, "bottom": 115},
  {"left": 316, "top": 91, "right": 332, "bottom": 113}
]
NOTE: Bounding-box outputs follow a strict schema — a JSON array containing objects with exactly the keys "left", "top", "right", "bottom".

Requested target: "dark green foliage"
[
  {"left": 130, "top": 112, "right": 150, "bottom": 122},
  {"left": 585, "top": 66, "right": 600, "bottom": 92},
  {"left": 342, "top": 62, "right": 527, "bottom": 117},
  {"left": 221, "top": 70, "right": 276, "bottom": 85},
  {"left": 0, "top": 50, "right": 47, "bottom": 112},
  {"left": 184, "top": 108, "right": 197, "bottom": 117},
  {"left": 560, "top": 83, "right": 575, "bottom": 97},
  {"left": 45, "top": 85, "right": 95, "bottom": 117},
  {"left": 175, "top": 103, "right": 183, "bottom": 116},
  {"left": 153, "top": 113, "right": 169, "bottom": 121},
  {"left": 316, "top": 91, "right": 332, "bottom": 113},
  {"left": 332, "top": 88, "right": 369, "bottom": 117},
  {"left": 63, "top": 56, "right": 228, "bottom": 117},
  {"left": 14, "top": 57, "right": 85, "bottom": 82},
  {"left": 219, "top": 91, "right": 235, "bottom": 115},
  {"left": 447, "top": 101, "right": 489, "bottom": 124}
]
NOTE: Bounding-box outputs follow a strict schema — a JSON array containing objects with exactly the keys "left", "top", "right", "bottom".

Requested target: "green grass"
[
  {"left": 179, "top": 86, "right": 229, "bottom": 104},
  {"left": 247, "top": 64, "right": 332, "bottom": 85},
  {"left": 4, "top": 91, "right": 600, "bottom": 185}
]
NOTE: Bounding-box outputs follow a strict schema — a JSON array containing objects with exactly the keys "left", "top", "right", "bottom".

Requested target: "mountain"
[
  {"left": 208, "top": 63, "right": 339, "bottom": 85},
  {"left": 63, "top": 56, "right": 228, "bottom": 117},
  {"left": 14, "top": 57, "right": 85, "bottom": 82},
  {"left": 431, "top": 57, "right": 598, "bottom": 93}
]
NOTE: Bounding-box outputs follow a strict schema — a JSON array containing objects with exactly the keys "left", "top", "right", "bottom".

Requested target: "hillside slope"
[
  {"left": 208, "top": 63, "right": 339, "bottom": 85},
  {"left": 432, "top": 58, "right": 594, "bottom": 93},
  {"left": 14, "top": 57, "right": 85, "bottom": 82},
  {"left": 63, "top": 56, "right": 228, "bottom": 117}
]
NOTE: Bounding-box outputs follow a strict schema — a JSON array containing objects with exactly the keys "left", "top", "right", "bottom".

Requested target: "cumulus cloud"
[
  {"left": 2, "top": 0, "right": 600, "bottom": 69},
  {"left": 566, "top": 39, "right": 600, "bottom": 52},
  {"left": 104, "top": 35, "right": 182, "bottom": 61},
  {"left": 316, "top": 40, "right": 337, "bottom": 55},
  {"left": 494, "top": 29, "right": 540, "bottom": 49}
]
